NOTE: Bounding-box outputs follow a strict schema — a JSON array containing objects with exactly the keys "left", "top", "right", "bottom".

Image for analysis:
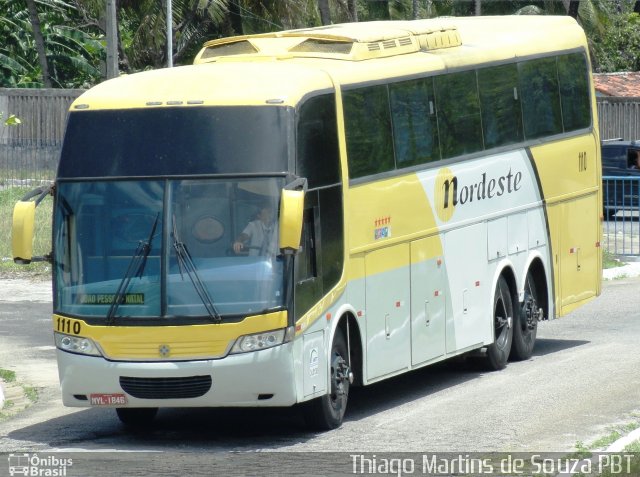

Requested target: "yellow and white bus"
[{"left": 13, "top": 15, "right": 601, "bottom": 430}]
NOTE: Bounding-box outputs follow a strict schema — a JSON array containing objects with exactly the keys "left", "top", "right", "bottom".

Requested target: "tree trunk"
[
  {"left": 634, "top": 1, "right": 640, "bottom": 14},
  {"left": 348, "top": 0, "right": 358, "bottom": 21},
  {"left": 228, "top": 1, "right": 243, "bottom": 35},
  {"left": 318, "top": 0, "right": 331, "bottom": 25},
  {"left": 413, "top": 0, "right": 418, "bottom": 19},
  {"left": 25, "top": 0, "right": 52, "bottom": 87},
  {"left": 567, "top": 0, "right": 580, "bottom": 18}
]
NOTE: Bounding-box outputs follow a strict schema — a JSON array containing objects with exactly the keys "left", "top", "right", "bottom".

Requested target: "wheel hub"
[
  {"left": 522, "top": 293, "right": 542, "bottom": 330},
  {"left": 332, "top": 355, "right": 353, "bottom": 397}
]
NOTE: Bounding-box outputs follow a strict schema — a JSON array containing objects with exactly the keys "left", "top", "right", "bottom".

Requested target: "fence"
[
  {"left": 0, "top": 88, "right": 83, "bottom": 188},
  {"left": 597, "top": 96, "right": 640, "bottom": 141},
  {"left": 602, "top": 176, "right": 640, "bottom": 256}
]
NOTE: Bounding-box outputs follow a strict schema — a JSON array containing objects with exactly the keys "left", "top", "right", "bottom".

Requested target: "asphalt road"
[{"left": 0, "top": 277, "right": 639, "bottom": 475}]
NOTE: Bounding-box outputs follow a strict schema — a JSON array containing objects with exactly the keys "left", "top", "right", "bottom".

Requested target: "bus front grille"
[{"left": 119, "top": 375, "right": 212, "bottom": 399}]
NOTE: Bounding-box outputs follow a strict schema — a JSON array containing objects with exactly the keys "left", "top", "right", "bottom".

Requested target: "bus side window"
[
  {"left": 343, "top": 86, "right": 394, "bottom": 178},
  {"left": 478, "top": 63, "right": 523, "bottom": 149},
  {"left": 389, "top": 77, "right": 440, "bottom": 166},
  {"left": 434, "top": 70, "right": 483, "bottom": 159},
  {"left": 519, "top": 57, "right": 563, "bottom": 139},
  {"left": 297, "top": 93, "right": 340, "bottom": 188},
  {"left": 298, "top": 208, "right": 318, "bottom": 281},
  {"left": 557, "top": 53, "right": 591, "bottom": 132},
  {"left": 294, "top": 201, "right": 322, "bottom": 320}
]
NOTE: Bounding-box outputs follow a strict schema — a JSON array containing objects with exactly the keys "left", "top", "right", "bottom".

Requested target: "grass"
[
  {"left": 575, "top": 419, "right": 640, "bottom": 452},
  {"left": 1, "top": 368, "right": 39, "bottom": 420},
  {"left": 603, "top": 250, "right": 627, "bottom": 269},
  {"left": 23, "top": 385, "right": 38, "bottom": 403},
  {"left": 0, "top": 186, "right": 52, "bottom": 277},
  {"left": 572, "top": 419, "right": 640, "bottom": 477},
  {"left": 0, "top": 368, "right": 16, "bottom": 383}
]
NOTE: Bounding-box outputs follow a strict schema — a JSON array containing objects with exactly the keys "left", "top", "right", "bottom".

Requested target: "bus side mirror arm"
[
  {"left": 12, "top": 183, "right": 54, "bottom": 265},
  {"left": 279, "top": 177, "right": 307, "bottom": 254}
]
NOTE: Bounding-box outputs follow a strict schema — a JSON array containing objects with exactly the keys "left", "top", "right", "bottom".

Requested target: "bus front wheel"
[
  {"left": 116, "top": 407, "right": 158, "bottom": 427},
  {"left": 486, "top": 276, "right": 513, "bottom": 370},
  {"left": 302, "top": 329, "right": 351, "bottom": 430}
]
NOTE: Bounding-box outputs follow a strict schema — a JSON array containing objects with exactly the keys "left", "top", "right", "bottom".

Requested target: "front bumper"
[{"left": 57, "top": 342, "right": 297, "bottom": 408}]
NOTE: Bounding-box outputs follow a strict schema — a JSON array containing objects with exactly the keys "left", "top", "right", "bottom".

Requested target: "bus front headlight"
[
  {"left": 54, "top": 332, "right": 102, "bottom": 357},
  {"left": 230, "top": 327, "right": 294, "bottom": 354}
]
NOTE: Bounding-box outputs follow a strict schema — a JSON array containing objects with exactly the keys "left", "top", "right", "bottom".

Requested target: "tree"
[
  {"left": 25, "top": 0, "right": 52, "bottom": 87},
  {"left": 0, "top": 0, "right": 103, "bottom": 88},
  {"left": 591, "top": 10, "right": 640, "bottom": 72},
  {"left": 368, "top": 0, "right": 390, "bottom": 20},
  {"left": 318, "top": 0, "right": 331, "bottom": 24}
]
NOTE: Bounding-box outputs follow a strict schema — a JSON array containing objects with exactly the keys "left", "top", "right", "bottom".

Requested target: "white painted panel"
[
  {"left": 508, "top": 212, "right": 528, "bottom": 255},
  {"left": 444, "top": 223, "right": 492, "bottom": 353},
  {"left": 303, "top": 330, "right": 326, "bottom": 397},
  {"left": 365, "top": 245, "right": 411, "bottom": 380},
  {"left": 487, "top": 217, "right": 507, "bottom": 262},
  {"left": 410, "top": 237, "right": 446, "bottom": 366},
  {"left": 527, "top": 208, "right": 547, "bottom": 249}
]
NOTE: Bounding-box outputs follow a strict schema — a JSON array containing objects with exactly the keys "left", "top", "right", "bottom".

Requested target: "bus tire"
[
  {"left": 486, "top": 276, "right": 513, "bottom": 371},
  {"left": 116, "top": 407, "right": 158, "bottom": 427},
  {"left": 510, "top": 271, "right": 539, "bottom": 361},
  {"left": 302, "top": 329, "right": 350, "bottom": 431}
]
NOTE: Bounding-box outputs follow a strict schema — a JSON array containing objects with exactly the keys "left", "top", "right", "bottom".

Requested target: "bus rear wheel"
[
  {"left": 510, "top": 271, "right": 540, "bottom": 361},
  {"left": 116, "top": 407, "right": 158, "bottom": 427},
  {"left": 486, "top": 276, "right": 513, "bottom": 370},
  {"left": 302, "top": 329, "right": 351, "bottom": 431}
]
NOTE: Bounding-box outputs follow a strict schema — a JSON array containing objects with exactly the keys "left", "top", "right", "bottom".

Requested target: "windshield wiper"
[
  {"left": 106, "top": 213, "right": 159, "bottom": 325},
  {"left": 172, "top": 217, "right": 222, "bottom": 323}
]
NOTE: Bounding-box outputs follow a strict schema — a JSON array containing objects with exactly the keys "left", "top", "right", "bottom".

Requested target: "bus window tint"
[
  {"left": 478, "top": 63, "right": 523, "bottom": 149},
  {"left": 434, "top": 70, "right": 483, "bottom": 158},
  {"left": 558, "top": 53, "right": 591, "bottom": 132},
  {"left": 297, "top": 94, "right": 340, "bottom": 188},
  {"left": 343, "top": 86, "right": 394, "bottom": 178},
  {"left": 519, "top": 57, "right": 563, "bottom": 139},
  {"left": 389, "top": 78, "right": 440, "bottom": 166}
]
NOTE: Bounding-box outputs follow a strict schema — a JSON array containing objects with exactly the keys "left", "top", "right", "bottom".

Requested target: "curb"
[
  {"left": 0, "top": 380, "right": 33, "bottom": 418},
  {"left": 606, "top": 428, "right": 640, "bottom": 452},
  {"left": 603, "top": 262, "right": 640, "bottom": 280}
]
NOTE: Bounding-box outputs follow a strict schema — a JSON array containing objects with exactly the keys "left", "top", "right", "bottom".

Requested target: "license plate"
[{"left": 89, "top": 393, "right": 128, "bottom": 406}]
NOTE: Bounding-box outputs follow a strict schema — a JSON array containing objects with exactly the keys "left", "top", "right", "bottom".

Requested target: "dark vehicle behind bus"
[{"left": 602, "top": 139, "right": 640, "bottom": 216}]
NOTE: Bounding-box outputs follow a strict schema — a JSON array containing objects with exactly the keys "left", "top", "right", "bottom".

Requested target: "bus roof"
[{"left": 71, "top": 15, "right": 588, "bottom": 111}]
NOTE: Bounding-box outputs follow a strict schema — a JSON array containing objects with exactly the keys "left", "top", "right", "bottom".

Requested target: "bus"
[{"left": 12, "top": 15, "right": 602, "bottom": 430}]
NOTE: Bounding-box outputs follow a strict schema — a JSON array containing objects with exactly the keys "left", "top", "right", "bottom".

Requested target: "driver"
[{"left": 232, "top": 204, "right": 277, "bottom": 256}]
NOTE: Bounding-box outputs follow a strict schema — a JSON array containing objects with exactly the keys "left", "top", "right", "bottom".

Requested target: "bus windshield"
[{"left": 54, "top": 177, "right": 286, "bottom": 321}]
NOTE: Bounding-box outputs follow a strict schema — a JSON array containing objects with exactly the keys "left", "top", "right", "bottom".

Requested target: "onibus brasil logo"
[{"left": 8, "top": 454, "right": 73, "bottom": 476}]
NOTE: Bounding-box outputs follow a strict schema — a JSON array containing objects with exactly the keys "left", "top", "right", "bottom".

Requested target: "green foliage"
[
  {"left": 592, "top": 12, "right": 640, "bottom": 72},
  {"left": 0, "top": 368, "right": 16, "bottom": 383},
  {"left": 1, "top": 112, "right": 21, "bottom": 126},
  {"left": 0, "top": 0, "right": 104, "bottom": 88}
]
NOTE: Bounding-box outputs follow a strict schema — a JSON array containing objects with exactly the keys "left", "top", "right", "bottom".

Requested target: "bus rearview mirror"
[
  {"left": 279, "top": 189, "right": 305, "bottom": 253},
  {"left": 12, "top": 184, "right": 54, "bottom": 264},
  {"left": 12, "top": 200, "right": 36, "bottom": 264}
]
